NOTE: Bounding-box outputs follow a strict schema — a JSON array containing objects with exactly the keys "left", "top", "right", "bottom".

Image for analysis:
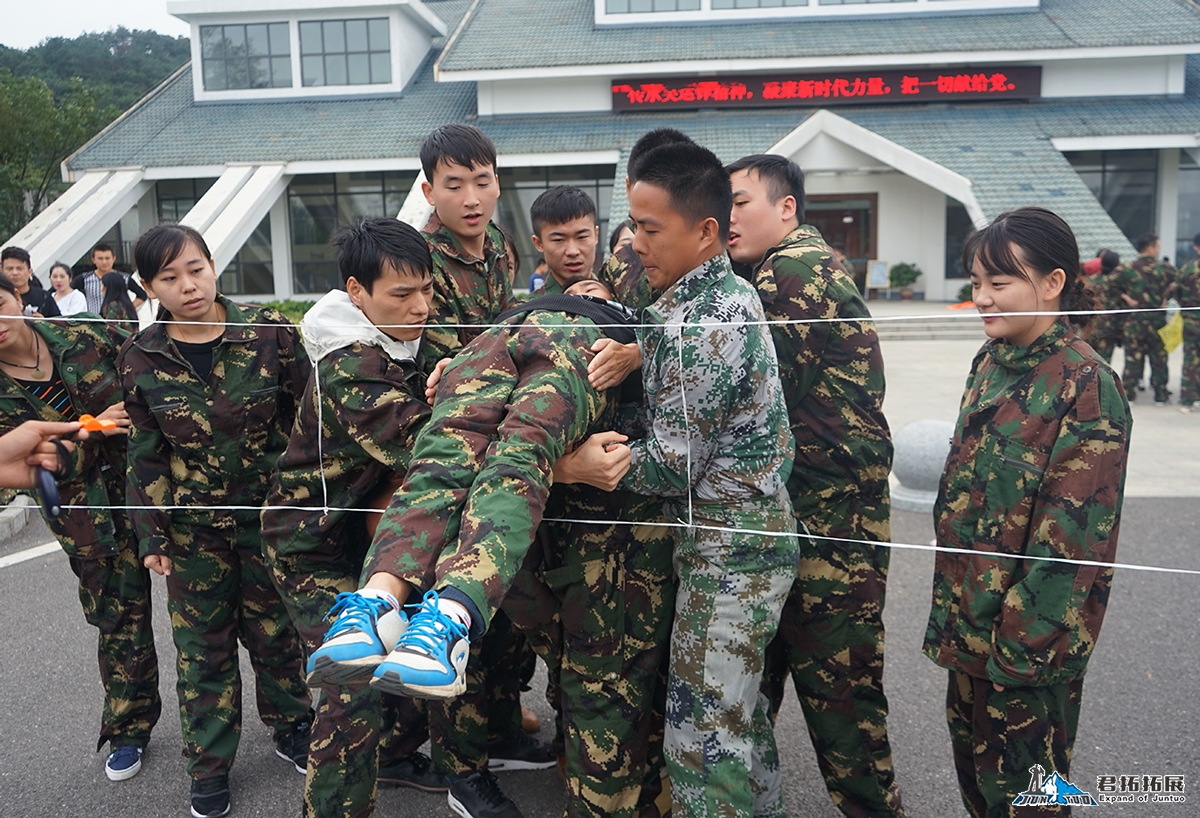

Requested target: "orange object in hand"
[{"left": 77, "top": 414, "right": 118, "bottom": 432}]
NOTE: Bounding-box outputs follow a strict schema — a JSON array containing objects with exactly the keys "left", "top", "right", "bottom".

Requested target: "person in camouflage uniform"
[
  {"left": 613, "top": 142, "right": 798, "bottom": 818},
  {"left": 1081, "top": 250, "right": 1123, "bottom": 364},
  {"left": 1114, "top": 233, "right": 1174, "bottom": 402},
  {"left": 725, "top": 154, "right": 904, "bottom": 818},
  {"left": 120, "top": 224, "right": 313, "bottom": 817},
  {"left": 0, "top": 278, "right": 160, "bottom": 780},
  {"left": 926, "top": 208, "right": 1131, "bottom": 818},
  {"left": 525, "top": 186, "right": 601, "bottom": 298},
  {"left": 1176, "top": 233, "right": 1200, "bottom": 412},
  {"left": 261, "top": 218, "right": 440, "bottom": 818}
]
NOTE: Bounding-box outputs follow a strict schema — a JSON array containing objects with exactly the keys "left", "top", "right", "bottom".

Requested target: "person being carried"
[
  {"left": 724, "top": 154, "right": 905, "bottom": 818},
  {"left": 120, "top": 223, "right": 313, "bottom": 818}
]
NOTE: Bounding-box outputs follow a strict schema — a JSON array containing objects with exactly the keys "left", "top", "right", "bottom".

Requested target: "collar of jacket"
[
  {"left": 986, "top": 319, "right": 1071, "bottom": 374},
  {"left": 752, "top": 224, "right": 825, "bottom": 308},
  {"left": 648, "top": 253, "right": 734, "bottom": 324},
  {"left": 422, "top": 212, "right": 504, "bottom": 267},
  {"left": 133, "top": 295, "right": 255, "bottom": 358}
]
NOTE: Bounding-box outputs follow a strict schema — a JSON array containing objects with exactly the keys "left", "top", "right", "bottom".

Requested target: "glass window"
[
  {"left": 492, "top": 165, "right": 617, "bottom": 291},
  {"left": 1064, "top": 149, "right": 1159, "bottom": 244},
  {"left": 1177, "top": 152, "right": 1200, "bottom": 265},
  {"left": 288, "top": 171, "right": 416, "bottom": 294},
  {"left": 156, "top": 178, "right": 217, "bottom": 222},
  {"left": 220, "top": 216, "right": 274, "bottom": 295},
  {"left": 199, "top": 23, "right": 291, "bottom": 91},
  {"left": 944, "top": 200, "right": 975, "bottom": 281},
  {"left": 299, "top": 18, "right": 391, "bottom": 87}
]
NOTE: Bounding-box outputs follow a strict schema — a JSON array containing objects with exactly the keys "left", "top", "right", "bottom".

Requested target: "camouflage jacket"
[
  {"left": 421, "top": 212, "right": 515, "bottom": 369},
  {"left": 261, "top": 341, "right": 431, "bottom": 563},
  {"left": 924, "top": 321, "right": 1131, "bottom": 687},
  {"left": 0, "top": 320, "right": 131, "bottom": 558},
  {"left": 620, "top": 254, "right": 793, "bottom": 503},
  {"left": 120, "top": 297, "right": 309, "bottom": 556},
  {"left": 749, "top": 225, "right": 892, "bottom": 518},
  {"left": 1084, "top": 268, "right": 1124, "bottom": 313},
  {"left": 1115, "top": 256, "right": 1175, "bottom": 309},
  {"left": 599, "top": 240, "right": 661, "bottom": 311},
  {"left": 1175, "top": 258, "right": 1200, "bottom": 310}
]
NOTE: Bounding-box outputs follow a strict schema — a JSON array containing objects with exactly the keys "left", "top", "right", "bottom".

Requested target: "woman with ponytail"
[{"left": 923, "top": 206, "right": 1132, "bottom": 817}]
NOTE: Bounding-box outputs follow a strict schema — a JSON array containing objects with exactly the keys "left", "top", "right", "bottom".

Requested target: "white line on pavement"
[{"left": 0, "top": 541, "right": 59, "bottom": 569}]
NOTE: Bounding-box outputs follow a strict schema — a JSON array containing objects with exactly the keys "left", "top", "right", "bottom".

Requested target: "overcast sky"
[{"left": 2, "top": 0, "right": 190, "bottom": 50}]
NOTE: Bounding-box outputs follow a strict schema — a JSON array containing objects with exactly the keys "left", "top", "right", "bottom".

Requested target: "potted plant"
[{"left": 889, "top": 262, "right": 922, "bottom": 300}]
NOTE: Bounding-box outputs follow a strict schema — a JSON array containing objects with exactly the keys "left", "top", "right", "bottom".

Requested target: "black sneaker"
[
  {"left": 486, "top": 731, "right": 556, "bottom": 771},
  {"left": 377, "top": 751, "right": 449, "bottom": 792},
  {"left": 274, "top": 718, "right": 311, "bottom": 775},
  {"left": 190, "top": 775, "right": 230, "bottom": 818},
  {"left": 447, "top": 770, "right": 524, "bottom": 818}
]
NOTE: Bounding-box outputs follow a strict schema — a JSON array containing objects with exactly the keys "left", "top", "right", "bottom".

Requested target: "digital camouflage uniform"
[
  {"left": 1175, "top": 258, "right": 1200, "bottom": 406},
  {"left": 600, "top": 238, "right": 662, "bottom": 313},
  {"left": 421, "top": 213, "right": 516, "bottom": 372},
  {"left": 620, "top": 255, "right": 799, "bottom": 818},
  {"left": 261, "top": 308, "right": 433, "bottom": 818},
  {"left": 745, "top": 225, "right": 904, "bottom": 818},
  {"left": 1114, "top": 256, "right": 1174, "bottom": 401},
  {"left": 0, "top": 319, "right": 160, "bottom": 755},
  {"left": 925, "top": 321, "right": 1131, "bottom": 818},
  {"left": 120, "top": 296, "right": 313, "bottom": 780},
  {"left": 1081, "top": 270, "right": 1123, "bottom": 364}
]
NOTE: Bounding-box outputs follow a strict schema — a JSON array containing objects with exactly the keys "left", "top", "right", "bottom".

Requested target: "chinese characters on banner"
[{"left": 611, "top": 67, "right": 1041, "bottom": 110}]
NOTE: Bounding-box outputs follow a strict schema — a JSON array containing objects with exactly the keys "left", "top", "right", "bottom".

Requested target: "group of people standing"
[
  {"left": 0, "top": 121, "right": 1133, "bottom": 818},
  {"left": 1083, "top": 231, "right": 1200, "bottom": 410}
]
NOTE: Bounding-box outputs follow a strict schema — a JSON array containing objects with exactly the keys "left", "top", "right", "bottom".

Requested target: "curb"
[{"left": 0, "top": 495, "right": 37, "bottom": 541}]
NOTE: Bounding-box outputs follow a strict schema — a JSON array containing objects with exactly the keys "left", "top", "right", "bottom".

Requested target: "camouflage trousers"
[
  {"left": 1181, "top": 315, "right": 1200, "bottom": 406},
  {"left": 163, "top": 523, "right": 313, "bottom": 779},
  {"left": 505, "top": 494, "right": 676, "bottom": 818},
  {"left": 1122, "top": 314, "right": 1169, "bottom": 401},
  {"left": 946, "top": 671, "right": 1084, "bottom": 818},
  {"left": 762, "top": 495, "right": 905, "bottom": 818},
  {"left": 67, "top": 540, "right": 161, "bottom": 752},
  {"left": 267, "top": 549, "right": 527, "bottom": 817},
  {"left": 665, "top": 490, "right": 799, "bottom": 818}
]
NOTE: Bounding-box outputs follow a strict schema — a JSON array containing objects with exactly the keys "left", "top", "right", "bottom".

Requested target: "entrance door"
[{"left": 806, "top": 193, "right": 877, "bottom": 292}]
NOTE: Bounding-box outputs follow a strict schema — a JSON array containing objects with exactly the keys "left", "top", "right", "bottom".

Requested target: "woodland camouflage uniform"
[
  {"left": 620, "top": 255, "right": 799, "bottom": 818},
  {"left": 925, "top": 321, "right": 1131, "bottom": 818},
  {"left": 747, "top": 225, "right": 905, "bottom": 818},
  {"left": 1175, "top": 257, "right": 1200, "bottom": 406},
  {"left": 1114, "top": 256, "right": 1174, "bottom": 401},
  {"left": 1081, "top": 270, "right": 1123, "bottom": 364},
  {"left": 120, "top": 297, "right": 313, "bottom": 780},
  {"left": 0, "top": 319, "right": 160, "bottom": 756}
]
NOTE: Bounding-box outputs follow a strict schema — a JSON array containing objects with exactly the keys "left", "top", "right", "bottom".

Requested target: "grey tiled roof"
[{"left": 438, "top": 0, "right": 1200, "bottom": 73}]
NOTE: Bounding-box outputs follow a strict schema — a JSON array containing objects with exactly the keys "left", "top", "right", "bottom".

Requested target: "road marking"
[{"left": 0, "top": 541, "right": 59, "bottom": 569}]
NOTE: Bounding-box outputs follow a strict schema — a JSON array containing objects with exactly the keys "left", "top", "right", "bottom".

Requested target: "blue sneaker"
[
  {"left": 306, "top": 592, "right": 407, "bottom": 687},
  {"left": 105, "top": 744, "right": 143, "bottom": 781},
  {"left": 370, "top": 591, "right": 470, "bottom": 699}
]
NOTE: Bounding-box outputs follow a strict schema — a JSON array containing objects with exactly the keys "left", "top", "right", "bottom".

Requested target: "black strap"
[{"left": 496, "top": 295, "right": 637, "bottom": 345}]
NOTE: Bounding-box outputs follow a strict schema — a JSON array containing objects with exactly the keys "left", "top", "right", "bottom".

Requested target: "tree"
[{"left": 0, "top": 69, "right": 118, "bottom": 240}]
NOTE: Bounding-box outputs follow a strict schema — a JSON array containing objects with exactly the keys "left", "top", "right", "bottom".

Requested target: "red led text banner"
[{"left": 611, "top": 66, "right": 1041, "bottom": 110}]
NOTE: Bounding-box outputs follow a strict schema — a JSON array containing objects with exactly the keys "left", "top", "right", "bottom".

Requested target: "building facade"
[{"left": 6, "top": 0, "right": 1200, "bottom": 299}]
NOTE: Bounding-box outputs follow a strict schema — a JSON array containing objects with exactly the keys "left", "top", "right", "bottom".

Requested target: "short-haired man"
[
  {"left": 74, "top": 244, "right": 147, "bottom": 314},
  {"left": 527, "top": 186, "right": 600, "bottom": 296},
  {"left": 726, "top": 153, "right": 905, "bottom": 818},
  {"left": 1115, "top": 233, "right": 1174, "bottom": 403},
  {"left": 1177, "top": 232, "right": 1200, "bottom": 413},
  {"left": 616, "top": 141, "right": 799, "bottom": 818},
  {"left": 261, "top": 217, "right": 441, "bottom": 818},
  {"left": 1, "top": 246, "right": 60, "bottom": 317}
]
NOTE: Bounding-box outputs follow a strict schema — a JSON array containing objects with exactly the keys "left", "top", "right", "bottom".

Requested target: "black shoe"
[
  {"left": 274, "top": 717, "right": 311, "bottom": 775},
  {"left": 190, "top": 775, "right": 230, "bottom": 818},
  {"left": 447, "top": 771, "right": 524, "bottom": 818},
  {"left": 378, "top": 751, "right": 449, "bottom": 792},
  {"left": 486, "top": 731, "right": 556, "bottom": 771}
]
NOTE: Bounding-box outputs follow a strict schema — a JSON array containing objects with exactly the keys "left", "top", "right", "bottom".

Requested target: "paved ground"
[{"left": 1, "top": 310, "right": 1196, "bottom": 817}]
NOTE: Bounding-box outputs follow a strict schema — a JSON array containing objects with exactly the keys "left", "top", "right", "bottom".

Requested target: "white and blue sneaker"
[
  {"left": 105, "top": 744, "right": 143, "bottom": 781},
  {"left": 370, "top": 590, "right": 470, "bottom": 700},
  {"left": 306, "top": 591, "right": 407, "bottom": 687}
]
